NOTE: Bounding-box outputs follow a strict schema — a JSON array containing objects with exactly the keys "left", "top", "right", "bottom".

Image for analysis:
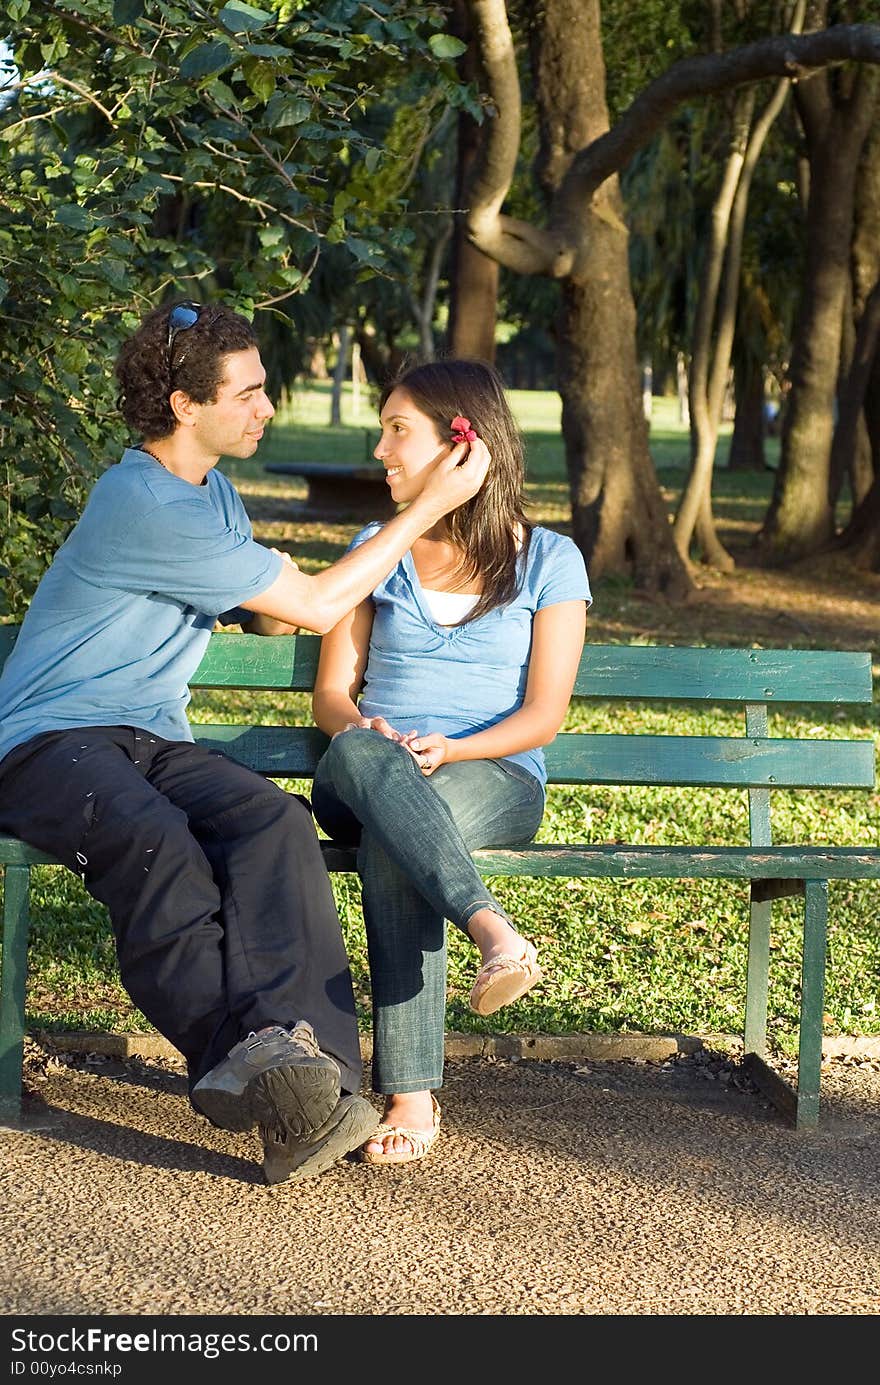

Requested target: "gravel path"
[{"left": 1, "top": 1039, "right": 878, "bottom": 1319}]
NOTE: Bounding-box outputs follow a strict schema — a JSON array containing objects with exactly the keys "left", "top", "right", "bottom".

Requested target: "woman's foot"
[
  {"left": 467, "top": 909, "right": 542, "bottom": 1016},
  {"left": 360, "top": 1092, "right": 441, "bottom": 1165},
  {"left": 466, "top": 907, "right": 522, "bottom": 959}
]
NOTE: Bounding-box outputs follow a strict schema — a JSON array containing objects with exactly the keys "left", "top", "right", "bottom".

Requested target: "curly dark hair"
[
  {"left": 379, "top": 357, "right": 532, "bottom": 623},
  {"left": 115, "top": 300, "right": 259, "bottom": 440}
]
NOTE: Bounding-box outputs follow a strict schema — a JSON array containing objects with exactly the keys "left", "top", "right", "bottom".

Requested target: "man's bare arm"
[{"left": 240, "top": 438, "right": 490, "bottom": 634}]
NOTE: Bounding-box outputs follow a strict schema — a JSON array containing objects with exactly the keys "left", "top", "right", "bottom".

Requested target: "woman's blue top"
[{"left": 350, "top": 523, "right": 591, "bottom": 789}]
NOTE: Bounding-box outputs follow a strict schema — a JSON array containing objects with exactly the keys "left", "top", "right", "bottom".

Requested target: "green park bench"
[
  {"left": 1, "top": 628, "right": 878, "bottom": 1130},
  {"left": 263, "top": 460, "right": 397, "bottom": 520}
]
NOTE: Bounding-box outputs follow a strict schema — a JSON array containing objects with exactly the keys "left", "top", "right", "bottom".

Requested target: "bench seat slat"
[
  {"left": 190, "top": 725, "right": 876, "bottom": 790},
  {"left": 466, "top": 844, "right": 880, "bottom": 880},
  {"left": 8, "top": 838, "right": 878, "bottom": 881},
  {"left": 319, "top": 842, "right": 880, "bottom": 879},
  {"left": 183, "top": 634, "right": 875, "bottom": 704}
]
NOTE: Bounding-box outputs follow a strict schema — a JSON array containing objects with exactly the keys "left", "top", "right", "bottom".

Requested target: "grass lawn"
[{"left": 12, "top": 386, "right": 880, "bottom": 1053}]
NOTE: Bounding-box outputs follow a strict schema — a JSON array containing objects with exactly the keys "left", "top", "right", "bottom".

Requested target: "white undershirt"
[{"left": 421, "top": 587, "right": 479, "bottom": 625}]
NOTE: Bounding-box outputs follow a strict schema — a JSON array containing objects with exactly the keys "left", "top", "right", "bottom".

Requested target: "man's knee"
[{"left": 217, "top": 784, "right": 315, "bottom": 841}]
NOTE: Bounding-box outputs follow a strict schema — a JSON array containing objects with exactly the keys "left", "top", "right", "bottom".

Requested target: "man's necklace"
[{"left": 139, "top": 444, "right": 170, "bottom": 470}]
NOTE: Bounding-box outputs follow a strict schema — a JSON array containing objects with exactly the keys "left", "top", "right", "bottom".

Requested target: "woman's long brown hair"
[{"left": 380, "top": 358, "right": 532, "bottom": 624}]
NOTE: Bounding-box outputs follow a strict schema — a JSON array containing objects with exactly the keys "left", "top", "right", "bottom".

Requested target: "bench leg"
[
  {"left": 794, "top": 878, "right": 828, "bottom": 1130},
  {"left": 744, "top": 891, "right": 771, "bottom": 1058},
  {"left": 743, "top": 877, "right": 827, "bottom": 1130},
  {"left": 0, "top": 864, "right": 31, "bottom": 1126}
]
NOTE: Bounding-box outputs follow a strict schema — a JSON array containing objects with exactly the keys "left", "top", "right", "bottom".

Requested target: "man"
[{"left": 0, "top": 299, "right": 489, "bottom": 1184}]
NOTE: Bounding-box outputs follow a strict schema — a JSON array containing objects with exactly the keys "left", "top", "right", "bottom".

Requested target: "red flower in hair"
[{"left": 450, "top": 415, "right": 477, "bottom": 444}]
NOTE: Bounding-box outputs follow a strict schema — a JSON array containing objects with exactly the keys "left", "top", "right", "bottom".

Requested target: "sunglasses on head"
[{"left": 166, "top": 300, "right": 203, "bottom": 361}]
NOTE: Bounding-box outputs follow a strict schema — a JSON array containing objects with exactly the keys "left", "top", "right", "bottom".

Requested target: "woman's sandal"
[
  {"left": 359, "top": 1094, "right": 441, "bottom": 1166},
  {"left": 469, "top": 938, "right": 542, "bottom": 1016}
]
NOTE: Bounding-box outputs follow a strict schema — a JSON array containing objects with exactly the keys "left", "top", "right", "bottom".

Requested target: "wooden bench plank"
[
  {"left": 543, "top": 733, "right": 876, "bottom": 788},
  {"left": 193, "top": 634, "right": 320, "bottom": 689},
  {"left": 6, "top": 838, "right": 879, "bottom": 882},
  {"left": 187, "top": 634, "right": 875, "bottom": 704},
  {"left": 467, "top": 844, "right": 880, "bottom": 880},
  {"left": 572, "top": 644, "right": 874, "bottom": 703},
  {"left": 1, "top": 628, "right": 875, "bottom": 706},
  {"left": 190, "top": 724, "right": 876, "bottom": 790},
  {"left": 263, "top": 462, "right": 396, "bottom": 520}
]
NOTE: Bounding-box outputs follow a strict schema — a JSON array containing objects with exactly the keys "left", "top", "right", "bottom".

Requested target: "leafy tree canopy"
[{"left": 0, "top": 0, "right": 470, "bottom": 613}]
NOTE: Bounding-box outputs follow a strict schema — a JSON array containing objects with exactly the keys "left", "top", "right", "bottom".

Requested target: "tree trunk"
[
  {"left": 759, "top": 62, "right": 879, "bottom": 560},
  {"left": 728, "top": 357, "right": 767, "bottom": 470},
  {"left": 835, "top": 472, "right": 880, "bottom": 568},
  {"left": 676, "top": 352, "right": 690, "bottom": 424},
  {"left": 830, "top": 277, "right": 880, "bottom": 508},
  {"left": 407, "top": 219, "right": 453, "bottom": 361},
  {"left": 447, "top": 0, "right": 499, "bottom": 361},
  {"left": 330, "top": 325, "right": 349, "bottom": 427},
  {"left": 673, "top": 90, "right": 753, "bottom": 572},
  {"left": 832, "top": 109, "right": 880, "bottom": 522},
  {"left": 674, "top": 7, "right": 800, "bottom": 568},
  {"left": 529, "top": 0, "right": 690, "bottom": 597},
  {"left": 866, "top": 336, "right": 880, "bottom": 463}
]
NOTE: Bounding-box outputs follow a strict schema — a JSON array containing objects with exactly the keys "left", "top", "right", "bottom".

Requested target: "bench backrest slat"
[
  {"left": 571, "top": 645, "right": 873, "bottom": 702},
  {"left": 0, "top": 628, "right": 873, "bottom": 705},
  {"left": 190, "top": 636, "right": 874, "bottom": 703},
  {"left": 191, "top": 725, "right": 876, "bottom": 790}
]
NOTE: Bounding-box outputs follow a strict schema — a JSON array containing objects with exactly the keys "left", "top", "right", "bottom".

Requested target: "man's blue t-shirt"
[
  {"left": 351, "top": 523, "right": 591, "bottom": 789},
  {"left": 0, "top": 447, "right": 282, "bottom": 765}
]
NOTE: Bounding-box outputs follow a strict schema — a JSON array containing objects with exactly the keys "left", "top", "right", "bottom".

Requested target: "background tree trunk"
[
  {"left": 407, "top": 219, "right": 453, "bottom": 361},
  {"left": 673, "top": 90, "right": 753, "bottom": 572},
  {"left": 759, "top": 50, "right": 879, "bottom": 560},
  {"left": 528, "top": 0, "right": 691, "bottom": 597},
  {"left": 447, "top": 0, "right": 499, "bottom": 361},
  {"left": 330, "top": 325, "right": 350, "bottom": 426},
  {"left": 674, "top": 1, "right": 802, "bottom": 567},
  {"left": 728, "top": 357, "right": 767, "bottom": 470}
]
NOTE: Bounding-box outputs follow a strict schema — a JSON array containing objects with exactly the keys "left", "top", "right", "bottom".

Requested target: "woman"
[{"left": 311, "top": 359, "right": 590, "bottom": 1164}]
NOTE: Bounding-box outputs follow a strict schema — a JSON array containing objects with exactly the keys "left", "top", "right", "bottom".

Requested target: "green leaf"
[
  {"left": 346, "top": 236, "right": 379, "bottom": 262},
  {"left": 54, "top": 205, "right": 91, "bottom": 231},
  {"left": 333, "top": 191, "right": 356, "bottom": 219},
  {"left": 112, "top": 0, "right": 144, "bottom": 23},
  {"left": 207, "top": 79, "right": 238, "bottom": 109},
  {"left": 243, "top": 44, "right": 291, "bottom": 58},
  {"left": 265, "top": 94, "right": 311, "bottom": 127},
  {"left": 258, "top": 224, "right": 285, "bottom": 249},
  {"left": 179, "top": 42, "right": 234, "bottom": 80},
  {"left": 427, "top": 33, "right": 467, "bottom": 60},
  {"left": 244, "top": 59, "right": 275, "bottom": 103},
  {"left": 218, "top": 2, "right": 275, "bottom": 33}
]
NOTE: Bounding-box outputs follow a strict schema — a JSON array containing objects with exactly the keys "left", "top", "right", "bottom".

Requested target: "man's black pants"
[{"left": 0, "top": 727, "right": 362, "bottom": 1096}]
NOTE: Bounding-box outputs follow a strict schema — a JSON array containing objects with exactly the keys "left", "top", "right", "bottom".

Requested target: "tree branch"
[
  {"left": 554, "top": 24, "right": 880, "bottom": 225},
  {"left": 29, "top": 71, "right": 116, "bottom": 124},
  {"left": 465, "top": 0, "right": 560, "bottom": 274}
]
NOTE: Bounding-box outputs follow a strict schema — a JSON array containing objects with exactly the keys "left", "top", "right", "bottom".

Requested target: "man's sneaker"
[
  {"left": 260, "top": 1094, "right": 379, "bottom": 1186},
  {"left": 191, "top": 1021, "right": 340, "bottom": 1138}
]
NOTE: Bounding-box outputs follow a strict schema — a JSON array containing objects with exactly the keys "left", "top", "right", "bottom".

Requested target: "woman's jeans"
[{"left": 311, "top": 729, "right": 545, "bottom": 1094}]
